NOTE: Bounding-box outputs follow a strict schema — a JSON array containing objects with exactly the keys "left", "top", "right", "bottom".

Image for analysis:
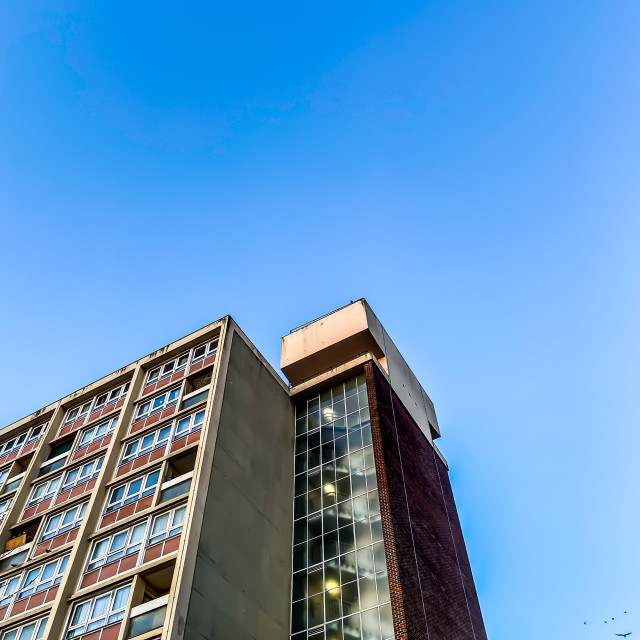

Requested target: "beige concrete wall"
[
  {"left": 282, "top": 300, "right": 440, "bottom": 443},
  {"left": 182, "top": 328, "right": 294, "bottom": 640}
]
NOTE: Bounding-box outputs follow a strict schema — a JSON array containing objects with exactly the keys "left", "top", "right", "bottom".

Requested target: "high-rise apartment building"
[{"left": 0, "top": 300, "right": 486, "bottom": 640}]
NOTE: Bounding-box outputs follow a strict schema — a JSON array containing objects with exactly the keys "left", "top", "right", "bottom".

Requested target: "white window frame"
[
  {"left": 27, "top": 476, "right": 62, "bottom": 507},
  {"left": 76, "top": 417, "right": 117, "bottom": 452},
  {"left": 16, "top": 555, "right": 68, "bottom": 600},
  {"left": 0, "top": 467, "right": 10, "bottom": 492},
  {"left": 133, "top": 387, "right": 180, "bottom": 422},
  {"left": 145, "top": 353, "right": 190, "bottom": 386},
  {"left": 63, "top": 382, "right": 130, "bottom": 427},
  {"left": 0, "top": 422, "right": 45, "bottom": 459},
  {"left": 120, "top": 409, "right": 204, "bottom": 467},
  {"left": 60, "top": 457, "right": 104, "bottom": 493},
  {"left": 0, "top": 575, "right": 21, "bottom": 607},
  {"left": 0, "top": 497, "right": 12, "bottom": 518},
  {"left": 0, "top": 616, "right": 48, "bottom": 640},
  {"left": 120, "top": 425, "right": 172, "bottom": 466},
  {"left": 147, "top": 504, "right": 186, "bottom": 546},
  {"left": 65, "top": 585, "right": 131, "bottom": 638},
  {"left": 86, "top": 521, "right": 148, "bottom": 572},
  {"left": 190, "top": 338, "right": 218, "bottom": 364},
  {"left": 40, "top": 502, "right": 87, "bottom": 542},
  {"left": 104, "top": 469, "right": 161, "bottom": 514}
]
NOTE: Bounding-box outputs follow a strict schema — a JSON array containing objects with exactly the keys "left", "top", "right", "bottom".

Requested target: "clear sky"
[{"left": 1, "top": 1, "right": 639, "bottom": 638}]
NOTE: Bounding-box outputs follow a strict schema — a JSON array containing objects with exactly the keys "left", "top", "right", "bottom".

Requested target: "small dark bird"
[{"left": 615, "top": 634, "right": 632, "bottom": 638}]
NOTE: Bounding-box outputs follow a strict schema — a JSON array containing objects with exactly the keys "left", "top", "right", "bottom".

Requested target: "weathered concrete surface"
[{"left": 184, "top": 331, "right": 294, "bottom": 640}]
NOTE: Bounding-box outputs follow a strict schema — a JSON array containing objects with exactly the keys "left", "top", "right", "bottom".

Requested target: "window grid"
[
  {"left": 120, "top": 410, "right": 204, "bottom": 466},
  {"left": 65, "top": 585, "right": 131, "bottom": 638},
  {"left": 133, "top": 388, "right": 180, "bottom": 423},
  {"left": 86, "top": 504, "right": 186, "bottom": 573},
  {"left": 291, "top": 375, "right": 394, "bottom": 640},
  {"left": 62, "top": 383, "right": 130, "bottom": 428},
  {"left": 144, "top": 338, "right": 218, "bottom": 386},
  {"left": 76, "top": 418, "right": 117, "bottom": 452},
  {"left": 0, "top": 424, "right": 46, "bottom": 459},
  {"left": 27, "top": 457, "right": 103, "bottom": 508},
  {"left": 0, "top": 616, "right": 47, "bottom": 640},
  {"left": 40, "top": 502, "right": 88, "bottom": 542},
  {"left": 104, "top": 469, "right": 161, "bottom": 514}
]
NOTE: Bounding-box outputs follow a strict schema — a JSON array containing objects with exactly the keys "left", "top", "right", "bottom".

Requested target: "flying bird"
[{"left": 615, "top": 634, "right": 632, "bottom": 638}]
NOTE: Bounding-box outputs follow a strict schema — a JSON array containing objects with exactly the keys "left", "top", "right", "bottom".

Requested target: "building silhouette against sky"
[{"left": 0, "top": 300, "right": 486, "bottom": 640}]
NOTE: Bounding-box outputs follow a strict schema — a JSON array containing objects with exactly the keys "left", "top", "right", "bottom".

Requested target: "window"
[
  {"left": 148, "top": 505, "right": 186, "bottom": 545},
  {"left": 63, "top": 402, "right": 92, "bottom": 426},
  {"left": 158, "top": 473, "right": 192, "bottom": 504},
  {"left": 2, "top": 476, "right": 22, "bottom": 494},
  {"left": 38, "top": 455, "right": 68, "bottom": 477},
  {"left": 121, "top": 425, "right": 172, "bottom": 465},
  {"left": 0, "top": 498, "right": 12, "bottom": 517},
  {"left": 127, "top": 597, "right": 168, "bottom": 638},
  {"left": 0, "top": 467, "right": 10, "bottom": 490},
  {"left": 61, "top": 457, "right": 103, "bottom": 492},
  {"left": 105, "top": 469, "right": 160, "bottom": 513},
  {"left": 191, "top": 338, "right": 218, "bottom": 363},
  {"left": 77, "top": 417, "right": 117, "bottom": 451},
  {"left": 17, "top": 555, "right": 68, "bottom": 600},
  {"left": 28, "top": 476, "right": 62, "bottom": 506},
  {"left": 63, "top": 383, "right": 130, "bottom": 427},
  {"left": 0, "top": 615, "right": 47, "bottom": 640},
  {"left": 0, "top": 575, "right": 20, "bottom": 606},
  {"left": 40, "top": 502, "right": 87, "bottom": 541},
  {"left": 181, "top": 389, "right": 208, "bottom": 411},
  {"left": 92, "top": 383, "right": 130, "bottom": 412},
  {"left": 134, "top": 388, "right": 180, "bottom": 422},
  {"left": 27, "top": 425, "right": 46, "bottom": 444},
  {"left": 174, "top": 410, "right": 204, "bottom": 439},
  {"left": 66, "top": 585, "right": 131, "bottom": 638},
  {"left": 87, "top": 522, "right": 148, "bottom": 571},
  {"left": 145, "top": 354, "right": 189, "bottom": 385}
]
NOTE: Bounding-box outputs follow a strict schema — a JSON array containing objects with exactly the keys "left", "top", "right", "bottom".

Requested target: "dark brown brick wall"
[{"left": 365, "top": 362, "right": 487, "bottom": 640}]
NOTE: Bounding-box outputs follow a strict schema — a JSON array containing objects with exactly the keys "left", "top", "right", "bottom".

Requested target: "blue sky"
[{"left": 1, "top": 0, "right": 639, "bottom": 638}]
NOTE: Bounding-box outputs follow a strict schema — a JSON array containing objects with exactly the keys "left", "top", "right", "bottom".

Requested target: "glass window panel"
[
  {"left": 295, "top": 474, "right": 307, "bottom": 496},
  {"left": 326, "top": 618, "right": 343, "bottom": 640},
  {"left": 323, "top": 529, "right": 339, "bottom": 560},
  {"left": 357, "top": 546, "right": 375, "bottom": 577},
  {"left": 337, "top": 498, "right": 353, "bottom": 525},
  {"left": 345, "top": 379, "right": 357, "bottom": 398},
  {"left": 325, "top": 586, "right": 341, "bottom": 621},
  {"left": 308, "top": 469, "right": 321, "bottom": 492},
  {"left": 351, "top": 471, "right": 367, "bottom": 497},
  {"left": 308, "top": 568, "right": 323, "bottom": 595},
  {"left": 294, "top": 495, "right": 306, "bottom": 520},
  {"left": 292, "top": 599, "right": 307, "bottom": 633},
  {"left": 308, "top": 593, "right": 324, "bottom": 628},
  {"left": 308, "top": 489, "right": 322, "bottom": 514},
  {"left": 292, "top": 571, "right": 306, "bottom": 601},
  {"left": 373, "top": 542, "right": 386, "bottom": 574},
  {"left": 346, "top": 411, "right": 361, "bottom": 430},
  {"left": 112, "top": 586, "right": 131, "bottom": 611},
  {"left": 324, "top": 557, "right": 340, "bottom": 589},
  {"left": 355, "top": 519, "right": 372, "bottom": 549},
  {"left": 293, "top": 544, "right": 307, "bottom": 572},
  {"left": 376, "top": 571, "right": 390, "bottom": 604},
  {"left": 322, "top": 507, "right": 337, "bottom": 533},
  {"left": 152, "top": 513, "right": 170, "bottom": 536},
  {"left": 338, "top": 524, "right": 355, "bottom": 555},
  {"left": 295, "top": 416, "right": 307, "bottom": 436},
  {"left": 307, "top": 412, "right": 320, "bottom": 431},
  {"left": 361, "top": 606, "right": 381, "bottom": 640},
  {"left": 342, "top": 583, "right": 359, "bottom": 618},
  {"left": 308, "top": 447, "right": 321, "bottom": 470},
  {"left": 308, "top": 536, "right": 323, "bottom": 566},
  {"left": 365, "top": 467, "right": 377, "bottom": 492},
  {"left": 368, "top": 491, "right": 380, "bottom": 517},
  {"left": 308, "top": 514, "right": 322, "bottom": 539},
  {"left": 370, "top": 514, "right": 383, "bottom": 544},
  {"left": 348, "top": 429, "right": 362, "bottom": 451},
  {"left": 358, "top": 391, "right": 368, "bottom": 410},
  {"left": 295, "top": 453, "right": 307, "bottom": 475},
  {"left": 294, "top": 520, "right": 306, "bottom": 545},
  {"left": 379, "top": 602, "right": 394, "bottom": 639},
  {"left": 364, "top": 446, "right": 375, "bottom": 469},
  {"left": 353, "top": 496, "right": 368, "bottom": 522},
  {"left": 334, "top": 436, "right": 348, "bottom": 458},
  {"left": 295, "top": 434, "right": 307, "bottom": 455},
  {"left": 346, "top": 394, "right": 359, "bottom": 415}
]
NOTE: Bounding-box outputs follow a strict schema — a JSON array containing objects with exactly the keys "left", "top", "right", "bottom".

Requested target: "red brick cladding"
[{"left": 364, "top": 362, "right": 487, "bottom": 640}]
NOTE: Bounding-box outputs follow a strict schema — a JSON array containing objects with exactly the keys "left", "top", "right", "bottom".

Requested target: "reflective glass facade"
[{"left": 291, "top": 375, "right": 394, "bottom": 640}]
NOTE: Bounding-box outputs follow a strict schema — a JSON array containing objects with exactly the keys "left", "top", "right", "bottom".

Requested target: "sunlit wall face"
[{"left": 292, "top": 374, "right": 395, "bottom": 640}]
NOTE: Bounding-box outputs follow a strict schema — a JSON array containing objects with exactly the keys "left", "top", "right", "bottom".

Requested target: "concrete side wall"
[
  {"left": 183, "top": 331, "right": 295, "bottom": 640},
  {"left": 365, "top": 362, "right": 487, "bottom": 640}
]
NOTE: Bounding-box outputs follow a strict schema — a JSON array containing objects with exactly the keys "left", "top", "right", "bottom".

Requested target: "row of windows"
[
  {"left": 66, "top": 584, "right": 130, "bottom": 638},
  {"left": 105, "top": 469, "right": 159, "bottom": 513},
  {"left": 121, "top": 410, "right": 204, "bottom": 465},
  {"left": 63, "top": 382, "right": 130, "bottom": 427},
  {"left": 87, "top": 504, "right": 185, "bottom": 571},
  {"left": 27, "top": 457, "right": 103, "bottom": 507},
  {"left": 133, "top": 388, "right": 180, "bottom": 423},
  {"left": 0, "top": 425, "right": 46, "bottom": 459},
  {"left": 0, "top": 616, "right": 47, "bottom": 640},
  {"left": 145, "top": 338, "right": 218, "bottom": 386},
  {"left": 0, "top": 555, "right": 68, "bottom": 607},
  {"left": 41, "top": 502, "right": 87, "bottom": 541},
  {"left": 77, "top": 417, "right": 117, "bottom": 451}
]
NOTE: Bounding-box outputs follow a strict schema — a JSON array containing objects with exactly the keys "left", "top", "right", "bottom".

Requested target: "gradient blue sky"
[{"left": 1, "top": 1, "right": 639, "bottom": 638}]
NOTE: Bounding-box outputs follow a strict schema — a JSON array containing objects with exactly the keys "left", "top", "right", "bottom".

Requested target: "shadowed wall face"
[
  {"left": 365, "top": 362, "right": 487, "bottom": 640},
  {"left": 184, "top": 332, "right": 295, "bottom": 640}
]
